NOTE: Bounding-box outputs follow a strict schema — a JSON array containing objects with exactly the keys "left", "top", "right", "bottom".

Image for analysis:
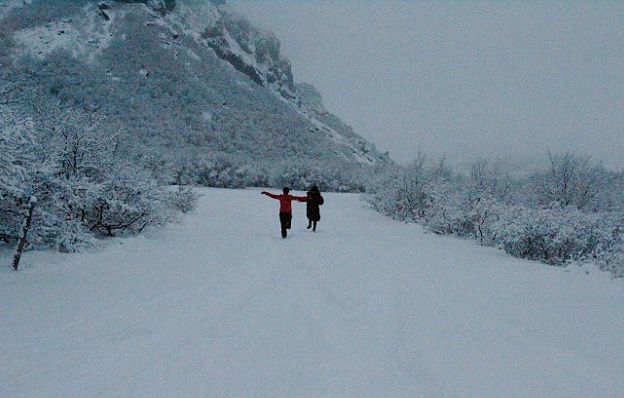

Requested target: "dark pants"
[{"left": 279, "top": 212, "right": 292, "bottom": 238}]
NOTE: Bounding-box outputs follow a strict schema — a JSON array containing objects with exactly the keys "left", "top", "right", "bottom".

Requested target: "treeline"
[
  {"left": 0, "top": 100, "right": 367, "bottom": 259},
  {"left": 172, "top": 154, "right": 367, "bottom": 193},
  {"left": 0, "top": 106, "right": 196, "bottom": 255},
  {"left": 366, "top": 153, "right": 624, "bottom": 277}
]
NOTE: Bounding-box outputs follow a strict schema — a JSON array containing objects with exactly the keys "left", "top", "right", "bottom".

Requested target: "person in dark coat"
[
  {"left": 262, "top": 187, "right": 307, "bottom": 238},
  {"left": 306, "top": 185, "right": 324, "bottom": 232}
]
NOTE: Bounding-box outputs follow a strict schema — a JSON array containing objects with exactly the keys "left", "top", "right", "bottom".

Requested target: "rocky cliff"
[{"left": 0, "top": 0, "right": 389, "bottom": 189}]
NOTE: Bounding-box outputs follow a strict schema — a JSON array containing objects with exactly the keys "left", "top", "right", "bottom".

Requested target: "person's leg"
[
  {"left": 285, "top": 213, "right": 292, "bottom": 230},
  {"left": 279, "top": 213, "right": 288, "bottom": 238},
  {"left": 312, "top": 221, "right": 317, "bottom": 232},
  {"left": 307, "top": 218, "right": 312, "bottom": 229}
]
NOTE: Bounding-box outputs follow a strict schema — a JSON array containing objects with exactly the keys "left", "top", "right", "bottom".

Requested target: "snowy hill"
[
  {"left": 0, "top": 0, "right": 389, "bottom": 188},
  {"left": 2, "top": 188, "right": 623, "bottom": 397}
]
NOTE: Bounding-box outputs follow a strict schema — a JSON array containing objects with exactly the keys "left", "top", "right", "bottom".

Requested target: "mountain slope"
[
  {"left": 0, "top": 0, "right": 389, "bottom": 189},
  {"left": 2, "top": 188, "right": 623, "bottom": 397}
]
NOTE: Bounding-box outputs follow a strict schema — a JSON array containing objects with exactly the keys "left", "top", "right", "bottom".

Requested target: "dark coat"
[{"left": 306, "top": 191, "right": 324, "bottom": 221}]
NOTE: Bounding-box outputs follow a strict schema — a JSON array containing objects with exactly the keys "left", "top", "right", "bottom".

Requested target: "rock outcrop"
[{"left": 1, "top": 0, "right": 390, "bottom": 190}]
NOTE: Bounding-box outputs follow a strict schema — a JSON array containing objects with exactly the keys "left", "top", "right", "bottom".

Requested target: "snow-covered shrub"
[
  {"left": 193, "top": 155, "right": 266, "bottom": 189},
  {"left": 494, "top": 206, "right": 602, "bottom": 266},
  {"left": 426, "top": 188, "right": 503, "bottom": 246},
  {"left": 53, "top": 218, "right": 95, "bottom": 254},
  {"left": 531, "top": 152, "right": 608, "bottom": 211},
  {"left": 598, "top": 240, "right": 624, "bottom": 278},
  {"left": 444, "top": 159, "right": 511, "bottom": 245},
  {"left": 25, "top": 170, "right": 92, "bottom": 251},
  {"left": 270, "top": 161, "right": 322, "bottom": 191},
  {"left": 420, "top": 176, "right": 460, "bottom": 235},
  {"left": 593, "top": 216, "right": 624, "bottom": 277},
  {"left": 364, "top": 166, "right": 401, "bottom": 216},
  {"left": 395, "top": 174, "right": 426, "bottom": 220},
  {"left": 168, "top": 186, "right": 199, "bottom": 214},
  {"left": 320, "top": 164, "right": 366, "bottom": 193},
  {"left": 366, "top": 156, "right": 469, "bottom": 233},
  {"left": 84, "top": 163, "right": 177, "bottom": 236},
  {"left": 0, "top": 104, "right": 198, "bottom": 253},
  {"left": 254, "top": 159, "right": 365, "bottom": 192},
  {"left": 465, "top": 193, "right": 501, "bottom": 245},
  {"left": 0, "top": 109, "right": 37, "bottom": 244},
  {"left": 366, "top": 156, "right": 429, "bottom": 222},
  {"left": 366, "top": 152, "right": 624, "bottom": 277}
]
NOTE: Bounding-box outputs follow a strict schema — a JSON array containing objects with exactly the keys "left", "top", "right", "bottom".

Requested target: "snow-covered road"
[{"left": 2, "top": 188, "right": 623, "bottom": 397}]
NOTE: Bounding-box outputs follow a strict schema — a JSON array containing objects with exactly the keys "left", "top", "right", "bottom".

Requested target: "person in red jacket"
[{"left": 261, "top": 187, "right": 307, "bottom": 238}]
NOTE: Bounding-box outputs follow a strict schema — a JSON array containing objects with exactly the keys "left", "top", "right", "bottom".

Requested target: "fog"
[{"left": 231, "top": 0, "right": 623, "bottom": 169}]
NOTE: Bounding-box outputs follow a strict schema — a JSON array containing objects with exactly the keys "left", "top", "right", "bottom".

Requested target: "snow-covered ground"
[{"left": 2, "top": 188, "right": 623, "bottom": 397}]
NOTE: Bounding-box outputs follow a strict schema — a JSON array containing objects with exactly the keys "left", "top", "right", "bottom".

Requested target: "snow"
[
  {"left": 1, "top": 188, "right": 623, "bottom": 397},
  {"left": 306, "top": 113, "right": 376, "bottom": 165},
  {"left": 0, "top": 0, "right": 33, "bottom": 17},
  {"left": 167, "top": 2, "right": 377, "bottom": 166},
  {"left": 11, "top": 4, "right": 117, "bottom": 62},
  {"left": 173, "top": 2, "right": 221, "bottom": 36},
  {"left": 288, "top": 105, "right": 376, "bottom": 166},
  {"left": 201, "top": 110, "right": 213, "bottom": 123}
]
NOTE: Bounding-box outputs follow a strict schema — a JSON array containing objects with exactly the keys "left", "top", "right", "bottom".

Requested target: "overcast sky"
[{"left": 230, "top": 0, "right": 623, "bottom": 169}]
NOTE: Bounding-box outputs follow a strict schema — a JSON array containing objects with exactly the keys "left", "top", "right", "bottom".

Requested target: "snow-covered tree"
[
  {"left": 533, "top": 152, "right": 605, "bottom": 210},
  {"left": 366, "top": 151, "right": 624, "bottom": 277}
]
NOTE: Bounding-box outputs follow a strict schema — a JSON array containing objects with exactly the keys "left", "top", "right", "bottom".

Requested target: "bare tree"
[
  {"left": 12, "top": 196, "right": 37, "bottom": 271},
  {"left": 542, "top": 152, "right": 601, "bottom": 210}
]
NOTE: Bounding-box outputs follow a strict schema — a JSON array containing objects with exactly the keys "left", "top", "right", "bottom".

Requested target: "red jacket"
[{"left": 264, "top": 192, "right": 307, "bottom": 213}]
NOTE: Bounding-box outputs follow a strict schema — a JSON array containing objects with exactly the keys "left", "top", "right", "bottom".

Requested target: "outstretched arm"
[
  {"left": 291, "top": 195, "right": 308, "bottom": 202},
  {"left": 262, "top": 191, "right": 281, "bottom": 200}
]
